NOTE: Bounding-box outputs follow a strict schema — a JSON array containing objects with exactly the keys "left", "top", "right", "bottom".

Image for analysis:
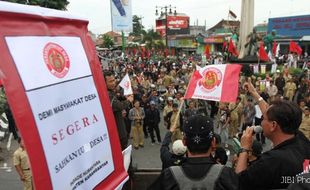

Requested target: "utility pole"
[{"left": 155, "top": 5, "right": 177, "bottom": 49}]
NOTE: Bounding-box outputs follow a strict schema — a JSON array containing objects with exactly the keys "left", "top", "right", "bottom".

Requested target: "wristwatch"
[{"left": 238, "top": 148, "right": 250, "bottom": 154}]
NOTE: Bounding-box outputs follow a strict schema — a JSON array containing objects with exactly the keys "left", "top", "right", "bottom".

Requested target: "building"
[
  {"left": 197, "top": 19, "right": 240, "bottom": 54},
  {"left": 268, "top": 14, "right": 310, "bottom": 54}
]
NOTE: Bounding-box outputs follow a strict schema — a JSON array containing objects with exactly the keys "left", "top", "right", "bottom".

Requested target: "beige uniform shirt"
[
  {"left": 13, "top": 147, "right": 31, "bottom": 171},
  {"left": 299, "top": 114, "right": 310, "bottom": 140}
]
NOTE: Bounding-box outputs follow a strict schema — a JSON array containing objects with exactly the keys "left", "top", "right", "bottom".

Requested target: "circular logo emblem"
[
  {"left": 43, "top": 42, "right": 70, "bottom": 78},
  {"left": 198, "top": 67, "right": 222, "bottom": 92}
]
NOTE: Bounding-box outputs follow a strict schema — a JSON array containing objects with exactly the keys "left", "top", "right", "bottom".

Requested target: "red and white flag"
[
  {"left": 184, "top": 64, "right": 242, "bottom": 102},
  {"left": 119, "top": 73, "right": 133, "bottom": 95}
]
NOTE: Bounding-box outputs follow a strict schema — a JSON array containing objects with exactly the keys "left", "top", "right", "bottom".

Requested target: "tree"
[
  {"left": 142, "top": 29, "right": 163, "bottom": 49},
  {"left": 129, "top": 15, "right": 146, "bottom": 43},
  {"left": 4, "top": 0, "right": 69, "bottom": 10},
  {"left": 99, "top": 34, "right": 114, "bottom": 49},
  {"left": 130, "top": 15, "right": 144, "bottom": 37}
]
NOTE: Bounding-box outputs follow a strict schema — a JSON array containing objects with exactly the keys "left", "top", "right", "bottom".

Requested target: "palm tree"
[
  {"left": 142, "top": 29, "right": 163, "bottom": 49},
  {"left": 98, "top": 34, "right": 114, "bottom": 49}
]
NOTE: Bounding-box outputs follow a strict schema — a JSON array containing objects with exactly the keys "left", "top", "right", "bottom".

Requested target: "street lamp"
[{"left": 155, "top": 5, "right": 177, "bottom": 49}]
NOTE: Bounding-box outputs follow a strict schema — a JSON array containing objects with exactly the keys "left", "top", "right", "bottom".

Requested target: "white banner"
[
  {"left": 111, "top": 0, "right": 133, "bottom": 32},
  {"left": 6, "top": 36, "right": 114, "bottom": 190}
]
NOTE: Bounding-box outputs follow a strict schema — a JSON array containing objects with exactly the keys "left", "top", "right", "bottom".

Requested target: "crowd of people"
[{"left": 101, "top": 49, "right": 310, "bottom": 189}]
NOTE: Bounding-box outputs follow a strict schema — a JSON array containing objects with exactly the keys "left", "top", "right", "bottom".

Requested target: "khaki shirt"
[
  {"left": 163, "top": 105, "right": 173, "bottom": 118},
  {"left": 299, "top": 114, "right": 310, "bottom": 140},
  {"left": 13, "top": 147, "right": 31, "bottom": 171}
]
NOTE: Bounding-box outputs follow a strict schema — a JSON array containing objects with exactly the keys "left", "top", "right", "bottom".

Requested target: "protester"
[
  {"left": 299, "top": 106, "right": 310, "bottom": 140},
  {"left": 235, "top": 81, "right": 310, "bottom": 190},
  {"left": 164, "top": 103, "right": 183, "bottom": 142},
  {"left": 104, "top": 71, "right": 134, "bottom": 150},
  {"left": 145, "top": 101, "right": 161, "bottom": 145},
  {"left": 228, "top": 97, "right": 242, "bottom": 138},
  {"left": 148, "top": 114, "right": 238, "bottom": 190},
  {"left": 160, "top": 124, "right": 187, "bottom": 170},
  {"left": 216, "top": 103, "right": 230, "bottom": 147},
  {"left": 128, "top": 100, "right": 145, "bottom": 149},
  {"left": 13, "top": 138, "right": 33, "bottom": 190}
]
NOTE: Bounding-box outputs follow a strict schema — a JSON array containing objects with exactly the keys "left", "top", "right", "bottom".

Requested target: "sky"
[{"left": 67, "top": 0, "right": 310, "bottom": 35}]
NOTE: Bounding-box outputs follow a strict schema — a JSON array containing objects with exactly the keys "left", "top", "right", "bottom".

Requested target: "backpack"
[{"left": 170, "top": 164, "right": 224, "bottom": 190}]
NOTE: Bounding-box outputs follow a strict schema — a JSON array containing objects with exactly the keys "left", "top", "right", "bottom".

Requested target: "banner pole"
[{"left": 170, "top": 70, "right": 195, "bottom": 137}]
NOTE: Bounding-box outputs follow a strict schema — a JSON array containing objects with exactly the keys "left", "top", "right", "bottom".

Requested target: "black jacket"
[
  {"left": 145, "top": 107, "right": 161, "bottom": 126},
  {"left": 108, "top": 90, "right": 131, "bottom": 150},
  {"left": 164, "top": 111, "right": 183, "bottom": 130},
  {"left": 239, "top": 132, "right": 310, "bottom": 190}
]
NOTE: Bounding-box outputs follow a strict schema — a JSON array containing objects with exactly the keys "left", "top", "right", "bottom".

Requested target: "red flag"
[
  {"left": 205, "top": 45, "right": 210, "bottom": 58},
  {"left": 184, "top": 64, "right": 242, "bottom": 102},
  {"left": 147, "top": 50, "right": 151, "bottom": 59},
  {"left": 258, "top": 42, "right": 269, "bottom": 62},
  {"left": 222, "top": 41, "right": 227, "bottom": 51},
  {"left": 133, "top": 48, "right": 137, "bottom": 56},
  {"left": 272, "top": 41, "right": 277, "bottom": 56},
  {"left": 228, "top": 38, "right": 239, "bottom": 57},
  {"left": 171, "top": 48, "right": 175, "bottom": 57},
  {"left": 289, "top": 41, "right": 302, "bottom": 55},
  {"left": 164, "top": 48, "right": 169, "bottom": 57}
]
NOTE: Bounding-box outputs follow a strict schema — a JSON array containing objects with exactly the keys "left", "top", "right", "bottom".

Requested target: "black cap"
[{"left": 183, "top": 115, "right": 214, "bottom": 146}]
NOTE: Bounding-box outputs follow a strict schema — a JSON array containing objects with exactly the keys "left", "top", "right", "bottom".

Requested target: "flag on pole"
[
  {"left": 289, "top": 41, "right": 302, "bottom": 55},
  {"left": 228, "top": 10, "right": 237, "bottom": 19},
  {"left": 258, "top": 42, "right": 269, "bottom": 62},
  {"left": 228, "top": 38, "right": 239, "bottom": 57},
  {"left": 184, "top": 64, "right": 242, "bottom": 102},
  {"left": 272, "top": 41, "right": 277, "bottom": 56},
  {"left": 222, "top": 41, "right": 227, "bottom": 51},
  {"left": 275, "top": 43, "right": 280, "bottom": 57},
  {"left": 119, "top": 73, "right": 133, "bottom": 95},
  {"left": 205, "top": 45, "right": 210, "bottom": 58}
]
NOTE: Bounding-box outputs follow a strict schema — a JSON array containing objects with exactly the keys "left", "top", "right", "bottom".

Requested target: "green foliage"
[
  {"left": 4, "top": 0, "right": 69, "bottom": 10},
  {"left": 0, "top": 89, "right": 8, "bottom": 115},
  {"left": 99, "top": 34, "right": 114, "bottom": 48},
  {"left": 130, "top": 15, "right": 144, "bottom": 37},
  {"left": 142, "top": 29, "right": 163, "bottom": 49},
  {"left": 289, "top": 67, "right": 303, "bottom": 77}
]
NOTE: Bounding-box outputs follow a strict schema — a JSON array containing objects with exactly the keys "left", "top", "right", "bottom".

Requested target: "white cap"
[{"left": 172, "top": 140, "right": 187, "bottom": 155}]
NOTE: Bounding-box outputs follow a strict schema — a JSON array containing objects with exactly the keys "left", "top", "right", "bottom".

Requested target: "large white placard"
[{"left": 6, "top": 37, "right": 114, "bottom": 190}]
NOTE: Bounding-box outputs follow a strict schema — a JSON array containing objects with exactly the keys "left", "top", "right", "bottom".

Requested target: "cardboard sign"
[{"left": 0, "top": 2, "right": 127, "bottom": 190}]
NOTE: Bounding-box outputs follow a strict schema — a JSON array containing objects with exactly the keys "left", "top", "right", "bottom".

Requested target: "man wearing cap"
[
  {"left": 160, "top": 125, "right": 187, "bottom": 170},
  {"left": 145, "top": 101, "right": 162, "bottom": 145},
  {"left": 149, "top": 115, "right": 238, "bottom": 190}
]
